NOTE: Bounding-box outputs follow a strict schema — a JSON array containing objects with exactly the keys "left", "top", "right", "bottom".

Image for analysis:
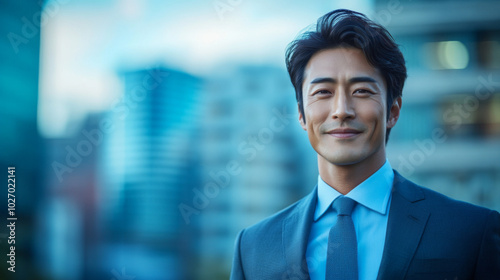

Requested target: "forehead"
[{"left": 303, "top": 48, "right": 384, "bottom": 84}]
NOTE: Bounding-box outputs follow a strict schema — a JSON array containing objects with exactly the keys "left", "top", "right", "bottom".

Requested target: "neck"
[{"left": 318, "top": 151, "right": 386, "bottom": 195}]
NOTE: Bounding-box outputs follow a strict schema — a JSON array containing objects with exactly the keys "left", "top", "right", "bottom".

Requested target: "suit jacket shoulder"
[
  {"left": 232, "top": 187, "right": 317, "bottom": 280},
  {"left": 242, "top": 196, "right": 306, "bottom": 243},
  {"left": 393, "top": 171, "right": 495, "bottom": 232},
  {"left": 379, "top": 171, "right": 500, "bottom": 279}
]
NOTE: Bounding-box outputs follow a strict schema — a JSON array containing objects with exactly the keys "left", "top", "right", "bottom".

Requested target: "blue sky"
[{"left": 38, "top": 0, "right": 372, "bottom": 137}]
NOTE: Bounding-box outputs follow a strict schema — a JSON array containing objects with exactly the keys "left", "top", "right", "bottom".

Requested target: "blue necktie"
[{"left": 326, "top": 196, "right": 358, "bottom": 280}]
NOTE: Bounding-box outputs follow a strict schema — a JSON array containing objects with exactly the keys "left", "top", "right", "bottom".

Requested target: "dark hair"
[{"left": 285, "top": 9, "right": 407, "bottom": 142}]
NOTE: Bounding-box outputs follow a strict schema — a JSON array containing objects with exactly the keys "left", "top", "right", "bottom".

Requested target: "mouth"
[{"left": 325, "top": 128, "right": 362, "bottom": 139}]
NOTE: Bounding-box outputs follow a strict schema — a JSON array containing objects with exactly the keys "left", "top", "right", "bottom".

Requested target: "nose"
[{"left": 331, "top": 91, "right": 355, "bottom": 120}]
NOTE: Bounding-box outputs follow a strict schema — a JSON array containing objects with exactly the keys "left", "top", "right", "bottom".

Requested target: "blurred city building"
[
  {"left": 194, "top": 66, "right": 316, "bottom": 279},
  {"left": 37, "top": 67, "right": 204, "bottom": 280},
  {"left": 0, "top": 1, "right": 42, "bottom": 279},
  {"left": 380, "top": 0, "right": 500, "bottom": 211},
  {"left": 98, "top": 67, "right": 203, "bottom": 280},
  {"left": 38, "top": 114, "right": 102, "bottom": 280}
]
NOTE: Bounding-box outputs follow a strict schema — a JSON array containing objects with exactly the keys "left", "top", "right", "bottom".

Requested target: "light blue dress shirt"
[{"left": 306, "top": 160, "right": 394, "bottom": 280}]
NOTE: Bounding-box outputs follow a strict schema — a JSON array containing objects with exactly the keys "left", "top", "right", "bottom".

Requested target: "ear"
[
  {"left": 298, "top": 103, "right": 307, "bottom": 131},
  {"left": 387, "top": 97, "right": 402, "bottom": 129}
]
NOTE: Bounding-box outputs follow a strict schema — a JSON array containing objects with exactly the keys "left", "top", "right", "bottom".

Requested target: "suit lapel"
[
  {"left": 377, "top": 171, "right": 430, "bottom": 280},
  {"left": 282, "top": 186, "right": 318, "bottom": 280}
]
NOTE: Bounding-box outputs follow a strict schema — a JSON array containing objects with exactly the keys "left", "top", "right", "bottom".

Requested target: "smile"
[{"left": 325, "top": 128, "right": 362, "bottom": 139}]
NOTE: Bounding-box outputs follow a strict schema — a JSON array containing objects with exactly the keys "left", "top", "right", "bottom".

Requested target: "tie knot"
[{"left": 333, "top": 196, "right": 356, "bottom": 216}]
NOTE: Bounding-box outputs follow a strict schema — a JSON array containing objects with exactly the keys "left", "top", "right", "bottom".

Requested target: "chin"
[{"left": 323, "top": 152, "right": 365, "bottom": 166}]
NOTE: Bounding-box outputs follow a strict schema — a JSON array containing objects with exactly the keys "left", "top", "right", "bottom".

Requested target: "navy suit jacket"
[{"left": 231, "top": 171, "right": 500, "bottom": 279}]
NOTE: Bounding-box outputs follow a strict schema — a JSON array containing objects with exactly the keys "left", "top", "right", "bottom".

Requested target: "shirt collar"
[{"left": 314, "top": 160, "right": 394, "bottom": 221}]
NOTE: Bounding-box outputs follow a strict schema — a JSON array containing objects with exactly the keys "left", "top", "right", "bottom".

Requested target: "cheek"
[
  {"left": 304, "top": 103, "right": 329, "bottom": 142},
  {"left": 357, "top": 101, "right": 386, "bottom": 131},
  {"left": 305, "top": 101, "right": 330, "bottom": 123}
]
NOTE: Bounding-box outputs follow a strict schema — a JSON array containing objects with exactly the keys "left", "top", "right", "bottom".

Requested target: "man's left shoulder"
[
  {"left": 395, "top": 171, "right": 499, "bottom": 224},
  {"left": 393, "top": 172, "right": 500, "bottom": 277},
  {"left": 419, "top": 182, "right": 496, "bottom": 217}
]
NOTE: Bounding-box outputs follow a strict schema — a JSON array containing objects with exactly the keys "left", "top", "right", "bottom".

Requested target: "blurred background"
[{"left": 1, "top": 0, "right": 500, "bottom": 279}]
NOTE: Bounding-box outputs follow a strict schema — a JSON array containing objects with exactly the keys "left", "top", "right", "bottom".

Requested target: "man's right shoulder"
[
  {"left": 231, "top": 190, "right": 315, "bottom": 279},
  {"left": 239, "top": 192, "right": 312, "bottom": 242}
]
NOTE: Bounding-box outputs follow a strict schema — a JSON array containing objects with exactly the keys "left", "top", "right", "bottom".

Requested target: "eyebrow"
[{"left": 310, "top": 76, "right": 378, "bottom": 85}]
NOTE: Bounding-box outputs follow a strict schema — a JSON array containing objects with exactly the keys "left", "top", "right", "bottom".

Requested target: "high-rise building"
[
  {"left": 37, "top": 114, "right": 102, "bottom": 280},
  {"left": 0, "top": 1, "right": 42, "bottom": 279},
  {"left": 378, "top": 0, "right": 500, "bottom": 211},
  {"left": 100, "top": 67, "right": 203, "bottom": 280},
  {"left": 194, "top": 65, "right": 316, "bottom": 279}
]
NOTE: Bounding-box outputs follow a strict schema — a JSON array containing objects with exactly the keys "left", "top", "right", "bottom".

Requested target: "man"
[{"left": 230, "top": 9, "right": 500, "bottom": 280}]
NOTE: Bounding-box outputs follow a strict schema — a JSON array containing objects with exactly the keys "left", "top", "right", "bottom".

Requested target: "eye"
[
  {"left": 353, "top": 89, "right": 373, "bottom": 95},
  {"left": 313, "top": 89, "right": 332, "bottom": 96}
]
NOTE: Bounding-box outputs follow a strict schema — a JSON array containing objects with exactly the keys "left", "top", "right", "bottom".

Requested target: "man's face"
[{"left": 299, "top": 47, "right": 400, "bottom": 167}]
